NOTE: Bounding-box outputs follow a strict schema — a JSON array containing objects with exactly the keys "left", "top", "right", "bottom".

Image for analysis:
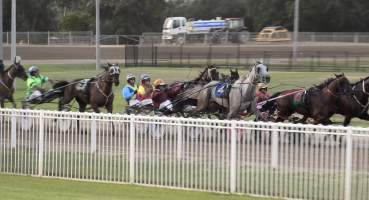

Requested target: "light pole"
[
  {"left": 292, "top": 0, "right": 300, "bottom": 64},
  {"left": 96, "top": 0, "right": 100, "bottom": 70},
  {"left": 11, "top": 0, "right": 16, "bottom": 62}
]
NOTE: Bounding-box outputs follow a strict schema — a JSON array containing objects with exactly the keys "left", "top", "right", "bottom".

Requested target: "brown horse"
[
  {"left": 264, "top": 74, "right": 352, "bottom": 125},
  {"left": 336, "top": 76, "right": 369, "bottom": 126},
  {"left": 55, "top": 63, "right": 120, "bottom": 113},
  {"left": 0, "top": 60, "right": 28, "bottom": 108}
]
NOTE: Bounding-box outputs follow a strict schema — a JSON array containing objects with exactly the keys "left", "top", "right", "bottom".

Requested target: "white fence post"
[
  {"left": 345, "top": 128, "right": 353, "bottom": 200},
  {"left": 230, "top": 121, "right": 237, "bottom": 193},
  {"left": 271, "top": 125, "right": 279, "bottom": 168},
  {"left": 38, "top": 112, "right": 44, "bottom": 176},
  {"left": 90, "top": 116, "right": 97, "bottom": 153},
  {"left": 11, "top": 110, "right": 16, "bottom": 148},
  {"left": 177, "top": 120, "right": 182, "bottom": 160},
  {"left": 27, "top": 31, "right": 30, "bottom": 45},
  {"left": 129, "top": 117, "right": 135, "bottom": 183}
]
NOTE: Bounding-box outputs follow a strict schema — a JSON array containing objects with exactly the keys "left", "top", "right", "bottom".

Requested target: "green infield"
[
  {"left": 3, "top": 63, "right": 369, "bottom": 127},
  {"left": 0, "top": 173, "right": 274, "bottom": 200}
]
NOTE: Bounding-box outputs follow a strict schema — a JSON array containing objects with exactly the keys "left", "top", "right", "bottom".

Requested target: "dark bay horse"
[
  {"left": 54, "top": 64, "right": 120, "bottom": 113},
  {"left": 264, "top": 75, "right": 352, "bottom": 125},
  {"left": 0, "top": 60, "right": 28, "bottom": 108},
  {"left": 336, "top": 76, "right": 369, "bottom": 126},
  {"left": 171, "top": 64, "right": 220, "bottom": 109}
]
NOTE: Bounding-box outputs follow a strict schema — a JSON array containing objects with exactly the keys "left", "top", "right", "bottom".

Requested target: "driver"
[
  {"left": 26, "top": 66, "right": 53, "bottom": 101},
  {"left": 137, "top": 73, "right": 153, "bottom": 101},
  {"left": 122, "top": 74, "right": 139, "bottom": 107},
  {"left": 256, "top": 83, "right": 270, "bottom": 103},
  {"left": 152, "top": 79, "right": 173, "bottom": 111}
]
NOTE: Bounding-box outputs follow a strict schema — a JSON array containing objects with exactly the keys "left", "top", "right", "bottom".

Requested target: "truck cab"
[{"left": 162, "top": 17, "right": 187, "bottom": 43}]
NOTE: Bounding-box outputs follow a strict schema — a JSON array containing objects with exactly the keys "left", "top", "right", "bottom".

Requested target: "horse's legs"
[
  {"left": 106, "top": 103, "right": 113, "bottom": 113},
  {"left": 91, "top": 104, "right": 100, "bottom": 113},
  {"left": 343, "top": 117, "right": 352, "bottom": 127},
  {"left": 76, "top": 100, "right": 87, "bottom": 133},
  {"left": 59, "top": 94, "right": 74, "bottom": 111},
  {"left": 8, "top": 96, "right": 16, "bottom": 108},
  {"left": 358, "top": 113, "right": 369, "bottom": 121},
  {"left": 0, "top": 99, "right": 4, "bottom": 108}
]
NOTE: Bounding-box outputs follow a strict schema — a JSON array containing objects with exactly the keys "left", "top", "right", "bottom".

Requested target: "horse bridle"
[{"left": 94, "top": 66, "right": 120, "bottom": 106}]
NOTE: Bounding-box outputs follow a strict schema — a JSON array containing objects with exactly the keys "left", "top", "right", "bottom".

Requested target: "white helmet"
[
  {"left": 28, "top": 66, "right": 39, "bottom": 74},
  {"left": 126, "top": 74, "right": 135, "bottom": 81},
  {"left": 140, "top": 73, "right": 150, "bottom": 81}
]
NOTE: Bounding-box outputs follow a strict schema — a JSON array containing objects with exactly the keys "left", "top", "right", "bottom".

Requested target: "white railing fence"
[{"left": 0, "top": 108, "right": 368, "bottom": 200}]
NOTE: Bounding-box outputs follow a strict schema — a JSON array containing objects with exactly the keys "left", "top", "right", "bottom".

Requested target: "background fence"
[
  {"left": 124, "top": 45, "right": 369, "bottom": 71},
  {"left": 0, "top": 108, "right": 368, "bottom": 200},
  {"left": 2, "top": 31, "right": 369, "bottom": 46}
]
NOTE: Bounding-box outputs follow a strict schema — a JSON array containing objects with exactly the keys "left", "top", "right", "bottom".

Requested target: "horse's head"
[
  {"left": 229, "top": 68, "right": 239, "bottom": 81},
  {"left": 10, "top": 57, "right": 27, "bottom": 80},
  {"left": 252, "top": 61, "right": 270, "bottom": 84},
  {"left": 103, "top": 63, "right": 120, "bottom": 86},
  {"left": 206, "top": 64, "right": 219, "bottom": 81},
  {"left": 329, "top": 74, "right": 352, "bottom": 96}
]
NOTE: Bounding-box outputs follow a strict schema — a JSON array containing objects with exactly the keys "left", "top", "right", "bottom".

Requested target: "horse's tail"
[
  {"left": 53, "top": 80, "right": 70, "bottom": 96},
  {"left": 260, "top": 91, "right": 282, "bottom": 113}
]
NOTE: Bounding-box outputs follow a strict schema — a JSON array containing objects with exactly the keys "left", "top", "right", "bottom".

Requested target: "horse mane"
[
  {"left": 193, "top": 66, "right": 208, "bottom": 82},
  {"left": 312, "top": 77, "right": 337, "bottom": 90}
]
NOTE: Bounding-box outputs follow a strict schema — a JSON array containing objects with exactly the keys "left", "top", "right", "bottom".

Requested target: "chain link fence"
[
  {"left": 2, "top": 31, "right": 369, "bottom": 46},
  {"left": 125, "top": 44, "right": 369, "bottom": 72}
]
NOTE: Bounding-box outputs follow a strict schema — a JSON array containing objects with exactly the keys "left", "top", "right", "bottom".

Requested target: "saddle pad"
[
  {"left": 292, "top": 91, "right": 306, "bottom": 109},
  {"left": 75, "top": 79, "right": 90, "bottom": 92},
  {"left": 215, "top": 83, "right": 229, "bottom": 98}
]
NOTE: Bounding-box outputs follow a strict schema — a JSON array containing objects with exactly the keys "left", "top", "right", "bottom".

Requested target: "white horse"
[{"left": 195, "top": 62, "right": 270, "bottom": 119}]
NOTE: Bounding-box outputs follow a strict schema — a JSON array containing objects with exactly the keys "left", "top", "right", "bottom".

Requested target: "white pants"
[
  {"left": 159, "top": 100, "right": 173, "bottom": 111},
  {"left": 28, "top": 90, "right": 42, "bottom": 100}
]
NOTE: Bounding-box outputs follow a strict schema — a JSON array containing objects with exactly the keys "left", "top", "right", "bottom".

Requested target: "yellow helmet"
[
  {"left": 257, "top": 83, "right": 268, "bottom": 89},
  {"left": 153, "top": 79, "right": 167, "bottom": 87}
]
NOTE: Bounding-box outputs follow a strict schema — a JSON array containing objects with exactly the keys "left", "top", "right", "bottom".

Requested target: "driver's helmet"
[
  {"left": 257, "top": 83, "right": 268, "bottom": 90},
  {"left": 140, "top": 73, "right": 150, "bottom": 81},
  {"left": 126, "top": 74, "right": 135, "bottom": 81},
  {"left": 153, "top": 79, "right": 167, "bottom": 88},
  {"left": 28, "top": 66, "right": 39, "bottom": 76}
]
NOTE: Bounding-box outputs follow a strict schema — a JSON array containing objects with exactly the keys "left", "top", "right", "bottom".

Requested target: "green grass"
[
  {"left": 0, "top": 173, "right": 273, "bottom": 200},
  {"left": 4, "top": 63, "right": 369, "bottom": 127}
]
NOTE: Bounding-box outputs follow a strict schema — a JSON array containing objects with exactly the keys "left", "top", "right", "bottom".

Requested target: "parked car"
[{"left": 255, "top": 26, "right": 291, "bottom": 42}]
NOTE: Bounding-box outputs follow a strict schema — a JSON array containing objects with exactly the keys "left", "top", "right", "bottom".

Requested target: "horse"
[
  {"left": 0, "top": 59, "right": 28, "bottom": 108},
  {"left": 264, "top": 74, "right": 352, "bottom": 125},
  {"left": 54, "top": 63, "right": 120, "bottom": 113},
  {"left": 336, "top": 76, "right": 369, "bottom": 126},
  {"left": 195, "top": 62, "right": 270, "bottom": 119}
]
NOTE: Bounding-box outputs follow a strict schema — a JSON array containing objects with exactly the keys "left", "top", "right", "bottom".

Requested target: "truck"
[{"left": 162, "top": 17, "right": 249, "bottom": 45}]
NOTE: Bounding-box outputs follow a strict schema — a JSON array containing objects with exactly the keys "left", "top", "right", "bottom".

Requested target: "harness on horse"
[{"left": 352, "top": 80, "right": 369, "bottom": 114}]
